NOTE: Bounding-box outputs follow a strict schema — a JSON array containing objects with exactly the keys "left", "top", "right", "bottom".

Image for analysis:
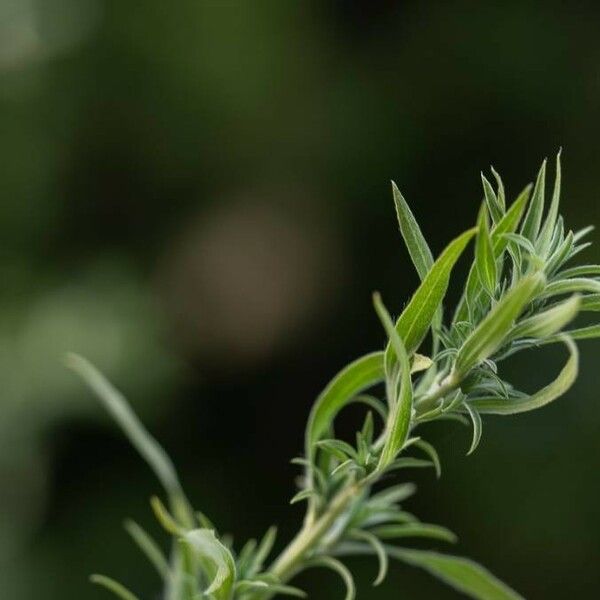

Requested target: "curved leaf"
[
  {"left": 371, "top": 523, "right": 457, "bottom": 543},
  {"left": 304, "top": 556, "right": 355, "bottom": 600},
  {"left": 388, "top": 227, "right": 476, "bottom": 359},
  {"left": 90, "top": 575, "right": 140, "bottom": 600},
  {"left": 373, "top": 294, "right": 413, "bottom": 469},
  {"left": 453, "top": 273, "right": 545, "bottom": 379},
  {"left": 66, "top": 354, "right": 193, "bottom": 526},
  {"left": 183, "top": 529, "right": 236, "bottom": 599},
  {"left": 305, "top": 352, "right": 384, "bottom": 458},
  {"left": 387, "top": 547, "right": 524, "bottom": 600},
  {"left": 469, "top": 337, "right": 578, "bottom": 415}
]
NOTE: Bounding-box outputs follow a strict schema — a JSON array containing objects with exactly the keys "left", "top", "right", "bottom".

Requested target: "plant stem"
[
  {"left": 251, "top": 482, "right": 362, "bottom": 598},
  {"left": 414, "top": 371, "right": 460, "bottom": 415}
]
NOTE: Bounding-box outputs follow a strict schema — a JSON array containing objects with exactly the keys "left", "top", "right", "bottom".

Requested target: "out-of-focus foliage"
[{"left": 1, "top": 1, "right": 600, "bottom": 599}]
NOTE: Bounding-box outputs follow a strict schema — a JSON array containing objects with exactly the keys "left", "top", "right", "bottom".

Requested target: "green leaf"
[
  {"left": 389, "top": 227, "right": 477, "bottom": 357},
  {"left": 66, "top": 354, "right": 193, "bottom": 526},
  {"left": 509, "top": 295, "right": 581, "bottom": 340},
  {"left": 470, "top": 336, "right": 578, "bottom": 415},
  {"left": 537, "top": 150, "right": 562, "bottom": 256},
  {"left": 387, "top": 547, "right": 524, "bottom": 600},
  {"left": 305, "top": 556, "right": 355, "bottom": 600},
  {"left": 369, "top": 483, "right": 417, "bottom": 507},
  {"left": 392, "top": 182, "right": 434, "bottom": 280},
  {"left": 453, "top": 273, "right": 545, "bottom": 379},
  {"left": 464, "top": 403, "right": 483, "bottom": 456},
  {"left": 290, "top": 489, "right": 318, "bottom": 505},
  {"left": 491, "top": 185, "right": 532, "bottom": 254},
  {"left": 183, "top": 529, "right": 236, "bottom": 599},
  {"left": 90, "top": 575, "right": 140, "bottom": 600},
  {"left": 249, "top": 526, "right": 277, "bottom": 576},
  {"left": 546, "top": 324, "right": 600, "bottom": 341},
  {"left": 124, "top": 520, "right": 170, "bottom": 581},
  {"left": 413, "top": 439, "right": 441, "bottom": 478},
  {"left": 520, "top": 158, "right": 547, "bottom": 242},
  {"left": 475, "top": 204, "right": 497, "bottom": 295},
  {"left": 373, "top": 294, "right": 413, "bottom": 469},
  {"left": 559, "top": 264, "right": 600, "bottom": 279},
  {"left": 305, "top": 353, "right": 384, "bottom": 458},
  {"left": 490, "top": 166, "right": 506, "bottom": 210},
  {"left": 481, "top": 174, "right": 503, "bottom": 224},
  {"left": 581, "top": 294, "right": 600, "bottom": 311},
  {"left": 371, "top": 523, "right": 457, "bottom": 543},
  {"left": 540, "top": 277, "right": 600, "bottom": 299},
  {"left": 349, "top": 529, "right": 389, "bottom": 586},
  {"left": 454, "top": 187, "right": 530, "bottom": 323}
]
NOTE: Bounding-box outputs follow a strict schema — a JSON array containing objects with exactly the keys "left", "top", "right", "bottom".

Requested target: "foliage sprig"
[{"left": 69, "top": 152, "right": 599, "bottom": 599}]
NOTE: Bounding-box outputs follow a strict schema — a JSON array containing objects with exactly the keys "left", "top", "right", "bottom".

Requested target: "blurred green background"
[{"left": 1, "top": 1, "right": 599, "bottom": 598}]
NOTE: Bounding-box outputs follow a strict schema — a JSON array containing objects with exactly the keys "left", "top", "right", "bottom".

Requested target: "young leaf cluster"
[{"left": 69, "top": 153, "right": 598, "bottom": 600}]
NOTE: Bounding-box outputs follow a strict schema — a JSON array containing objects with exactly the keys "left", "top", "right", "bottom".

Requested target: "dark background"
[{"left": 1, "top": 1, "right": 599, "bottom": 598}]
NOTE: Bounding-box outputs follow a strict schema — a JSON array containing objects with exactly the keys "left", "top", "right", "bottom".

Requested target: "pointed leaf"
[
  {"left": 305, "top": 352, "right": 384, "bottom": 457},
  {"left": 509, "top": 295, "right": 581, "bottom": 340},
  {"left": 413, "top": 439, "right": 441, "bottom": 478},
  {"left": 481, "top": 174, "right": 503, "bottom": 223},
  {"left": 349, "top": 529, "right": 388, "bottom": 586},
  {"left": 464, "top": 403, "right": 483, "bottom": 455},
  {"left": 537, "top": 150, "right": 562, "bottom": 256},
  {"left": 453, "top": 273, "right": 545, "bottom": 379},
  {"left": 66, "top": 354, "right": 192, "bottom": 525},
  {"left": 520, "top": 159, "right": 547, "bottom": 241},
  {"left": 475, "top": 204, "right": 497, "bottom": 295},
  {"left": 392, "top": 182, "right": 434, "bottom": 280},
  {"left": 90, "top": 575, "right": 140, "bottom": 600},
  {"left": 373, "top": 294, "right": 413, "bottom": 469},
  {"left": 386, "top": 548, "right": 524, "bottom": 600},
  {"left": 470, "top": 337, "right": 578, "bottom": 414},
  {"left": 371, "top": 523, "right": 457, "bottom": 543},
  {"left": 305, "top": 556, "right": 355, "bottom": 600},
  {"left": 124, "top": 520, "right": 170, "bottom": 581},
  {"left": 389, "top": 227, "right": 476, "bottom": 358}
]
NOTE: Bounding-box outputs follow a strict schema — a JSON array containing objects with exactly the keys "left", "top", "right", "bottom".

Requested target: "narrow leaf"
[
  {"left": 374, "top": 294, "right": 413, "bottom": 469},
  {"left": 66, "top": 354, "right": 192, "bottom": 525},
  {"left": 475, "top": 204, "right": 497, "bottom": 295},
  {"left": 520, "top": 159, "right": 547, "bottom": 242},
  {"left": 90, "top": 575, "right": 140, "bottom": 600},
  {"left": 481, "top": 174, "right": 503, "bottom": 223},
  {"left": 392, "top": 182, "right": 434, "bottom": 280},
  {"left": 490, "top": 166, "right": 506, "bottom": 210},
  {"left": 509, "top": 295, "right": 581, "bottom": 340},
  {"left": 390, "top": 227, "right": 477, "bottom": 357},
  {"left": 387, "top": 547, "right": 524, "bottom": 600},
  {"left": 305, "top": 556, "right": 355, "bottom": 600},
  {"left": 124, "top": 520, "right": 170, "bottom": 581},
  {"left": 371, "top": 523, "right": 457, "bottom": 544},
  {"left": 454, "top": 273, "right": 545, "bottom": 379},
  {"left": 537, "top": 149, "right": 562, "bottom": 256},
  {"left": 349, "top": 529, "right": 389, "bottom": 586},
  {"left": 464, "top": 403, "right": 483, "bottom": 455},
  {"left": 470, "top": 337, "right": 578, "bottom": 414},
  {"left": 413, "top": 439, "right": 441, "bottom": 478},
  {"left": 305, "top": 353, "right": 384, "bottom": 457}
]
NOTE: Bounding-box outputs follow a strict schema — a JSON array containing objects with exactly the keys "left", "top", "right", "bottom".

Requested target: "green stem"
[
  {"left": 414, "top": 371, "right": 460, "bottom": 415},
  {"left": 246, "top": 482, "right": 363, "bottom": 600}
]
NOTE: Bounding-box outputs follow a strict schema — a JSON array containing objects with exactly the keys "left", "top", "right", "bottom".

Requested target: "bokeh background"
[{"left": 1, "top": 1, "right": 599, "bottom": 598}]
